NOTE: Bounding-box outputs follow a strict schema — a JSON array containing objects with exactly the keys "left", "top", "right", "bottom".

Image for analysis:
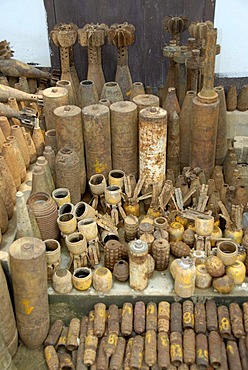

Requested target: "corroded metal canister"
[
  {"left": 43, "top": 87, "right": 69, "bottom": 130},
  {"left": 55, "top": 148, "right": 81, "bottom": 204},
  {"left": 158, "top": 301, "right": 170, "bottom": 333},
  {"left": 217, "top": 305, "right": 232, "bottom": 339},
  {"left": 94, "top": 303, "right": 106, "bottom": 338},
  {"left": 110, "top": 101, "right": 137, "bottom": 176},
  {"left": 170, "top": 331, "right": 183, "bottom": 367},
  {"left": 242, "top": 302, "right": 248, "bottom": 333},
  {"left": 67, "top": 318, "right": 80, "bottom": 351},
  {"left": 146, "top": 302, "right": 157, "bottom": 332},
  {"left": 157, "top": 332, "right": 170, "bottom": 369},
  {"left": 44, "top": 319, "right": 63, "bottom": 347},
  {"left": 196, "top": 333, "right": 209, "bottom": 369},
  {"left": 171, "top": 302, "right": 182, "bottom": 333},
  {"left": 129, "top": 239, "right": 148, "bottom": 290},
  {"left": 194, "top": 302, "right": 206, "bottom": 334},
  {"left": 121, "top": 303, "right": 133, "bottom": 336},
  {"left": 54, "top": 105, "right": 86, "bottom": 193},
  {"left": 145, "top": 329, "right": 157, "bottom": 366},
  {"left": 139, "top": 107, "right": 167, "bottom": 191},
  {"left": 104, "top": 240, "right": 122, "bottom": 271},
  {"left": 152, "top": 238, "right": 170, "bottom": 270},
  {"left": 226, "top": 340, "right": 242, "bottom": 370},
  {"left": 108, "top": 304, "right": 119, "bottom": 335},
  {"left": 208, "top": 331, "right": 221, "bottom": 369},
  {"left": 182, "top": 300, "right": 194, "bottom": 329},
  {"left": 183, "top": 329, "right": 195, "bottom": 365},
  {"left": 206, "top": 299, "right": 218, "bottom": 332},
  {"left": 123, "top": 337, "right": 133, "bottom": 369},
  {"left": 109, "top": 336, "right": 126, "bottom": 370},
  {"left": 44, "top": 345, "right": 59, "bottom": 370},
  {"left": 214, "top": 86, "right": 227, "bottom": 165},
  {"left": 132, "top": 94, "right": 159, "bottom": 118},
  {"left": 130, "top": 335, "right": 144, "bottom": 370},
  {"left": 134, "top": 301, "right": 146, "bottom": 334},
  {"left": 9, "top": 237, "right": 49, "bottom": 349},
  {"left": 124, "top": 215, "right": 139, "bottom": 241},
  {"left": 229, "top": 302, "right": 245, "bottom": 338},
  {"left": 84, "top": 335, "right": 98, "bottom": 366},
  {"left": 82, "top": 104, "right": 112, "bottom": 179}
]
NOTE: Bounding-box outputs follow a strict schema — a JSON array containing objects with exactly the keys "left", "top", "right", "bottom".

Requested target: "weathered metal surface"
[
  {"left": 145, "top": 329, "right": 157, "bottom": 366},
  {"left": 237, "top": 85, "right": 248, "bottom": 111},
  {"left": 217, "top": 305, "right": 232, "bottom": 339},
  {"left": 59, "top": 352, "right": 74, "bottom": 369},
  {"left": 194, "top": 302, "right": 206, "bottom": 334},
  {"left": 0, "top": 58, "right": 50, "bottom": 79},
  {"left": 214, "top": 86, "right": 227, "bottom": 166},
  {"left": 43, "top": 87, "right": 69, "bottom": 131},
  {"left": 226, "top": 85, "right": 237, "bottom": 111},
  {"left": 152, "top": 238, "right": 170, "bottom": 271},
  {"left": 0, "top": 84, "right": 42, "bottom": 103},
  {"left": 134, "top": 301, "right": 146, "bottom": 334},
  {"left": 171, "top": 302, "right": 182, "bottom": 333},
  {"left": 229, "top": 302, "right": 245, "bottom": 338},
  {"left": 109, "top": 337, "right": 126, "bottom": 370},
  {"left": 104, "top": 333, "right": 118, "bottom": 359},
  {"left": 121, "top": 303, "right": 133, "bottom": 337},
  {"left": 206, "top": 299, "right": 218, "bottom": 332},
  {"left": 123, "top": 337, "right": 133, "bottom": 370},
  {"left": 84, "top": 335, "right": 98, "bottom": 366},
  {"left": 130, "top": 335, "right": 144, "bottom": 370},
  {"left": 158, "top": 301, "right": 170, "bottom": 333},
  {"left": 146, "top": 302, "right": 157, "bottom": 332},
  {"left": 81, "top": 103, "right": 111, "bottom": 183},
  {"left": 129, "top": 239, "right": 148, "bottom": 291},
  {"left": 56, "top": 326, "right": 68, "bottom": 353},
  {"left": 108, "top": 304, "right": 119, "bottom": 335},
  {"left": 196, "top": 333, "right": 209, "bottom": 369},
  {"left": 157, "top": 332, "right": 170, "bottom": 369},
  {"left": 238, "top": 337, "right": 248, "bottom": 370},
  {"left": 208, "top": 331, "right": 221, "bottom": 369},
  {"left": 170, "top": 331, "right": 183, "bottom": 367},
  {"left": 44, "top": 319, "right": 63, "bottom": 347},
  {"left": 110, "top": 101, "right": 137, "bottom": 176},
  {"left": 139, "top": 106, "right": 167, "bottom": 191},
  {"left": 183, "top": 329, "right": 195, "bottom": 365},
  {"left": 226, "top": 340, "right": 242, "bottom": 370},
  {"left": 93, "top": 303, "right": 106, "bottom": 338},
  {"left": 182, "top": 300, "right": 194, "bottom": 330},
  {"left": 44, "top": 345, "right": 59, "bottom": 370},
  {"left": 96, "top": 337, "right": 109, "bottom": 369},
  {"left": 67, "top": 318, "right": 80, "bottom": 351},
  {"left": 104, "top": 240, "right": 122, "bottom": 271},
  {"left": 242, "top": 302, "right": 248, "bottom": 333}
]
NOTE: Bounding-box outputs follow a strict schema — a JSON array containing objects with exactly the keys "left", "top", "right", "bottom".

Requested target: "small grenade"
[
  {"left": 195, "top": 264, "right": 212, "bottom": 289},
  {"left": 213, "top": 274, "right": 234, "bottom": 294},
  {"left": 134, "top": 301, "right": 146, "bottom": 334},
  {"left": 158, "top": 301, "right": 170, "bottom": 333},
  {"left": 205, "top": 255, "right": 225, "bottom": 277},
  {"left": 94, "top": 303, "right": 106, "bottom": 338},
  {"left": 183, "top": 229, "right": 195, "bottom": 247},
  {"left": 152, "top": 238, "right": 170, "bottom": 270},
  {"left": 170, "top": 241, "right": 191, "bottom": 257},
  {"left": 124, "top": 215, "right": 139, "bottom": 241}
]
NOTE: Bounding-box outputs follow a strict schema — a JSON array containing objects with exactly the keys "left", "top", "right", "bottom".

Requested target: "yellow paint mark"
[
  {"left": 227, "top": 344, "right": 234, "bottom": 354},
  {"left": 95, "top": 160, "right": 107, "bottom": 174},
  {"left": 22, "top": 300, "right": 34, "bottom": 315}
]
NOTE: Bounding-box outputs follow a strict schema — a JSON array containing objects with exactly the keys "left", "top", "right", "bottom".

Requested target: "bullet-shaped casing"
[
  {"left": 196, "top": 333, "right": 208, "bottom": 369},
  {"left": 158, "top": 301, "right": 170, "bottom": 333},
  {"left": 134, "top": 301, "right": 146, "bottom": 334},
  {"left": 96, "top": 337, "right": 109, "bottom": 370},
  {"left": 226, "top": 340, "right": 242, "bottom": 370},
  {"left": 171, "top": 302, "right": 182, "bottom": 333},
  {"left": 67, "top": 318, "right": 80, "bottom": 351},
  {"left": 170, "top": 331, "right": 183, "bottom": 367},
  {"left": 229, "top": 302, "right": 245, "bottom": 338},
  {"left": 44, "top": 345, "right": 59, "bottom": 370},
  {"left": 82, "top": 104, "right": 112, "bottom": 180},
  {"left": 208, "top": 331, "right": 221, "bottom": 369},
  {"left": 54, "top": 105, "right": 86, "bottom": 193},
  {"left": 124, "top": 337, "right": 133, "bottom": 370},
  {"left": 129, "top": 240, "right": 148, "bottom": 291},
  {"left": 217, "top": 305, "right": 232, "bottom": 339},
  {"left": 194, "top": 302, "right": 206, "bottom": 334},
  {"left": 104, "top": 333, "right": 118, "bottom": 358},
  {"left": 183, "top": 300, "right": 194, "bottom": 330},
  {"left": 145, "top": 329, "right": 157, "bottom": 367},
  {"left": 110, "top": 101, "right": 137, "bottom": 176},
  {"left": 109, "top": 337, "right": 126, "bottom": 370},
  {"left": 146, "top": 302, "right": 157, "bottom": 332},
  {"left": 139, "top": 107, "right": 167, "bottom": 191},
  {"left": 183, "top": 329, "right": 195, "bottom": 365},
  {"left": 206, "top": 300, "right": 218, "bottom": 332},
  {"left": 157, "top": 332, "right": 170, "bottom": 369},
  {"left": 87, "top": 310, "right": 95, "bottom": 336},
  {"left": 133, "top": 94, "right": 159, "bottom": 117},
  {"left": 43, "top": 87, "right": 69, "bottom": 131},
  {"left": 44, "top": 319, "right": 64, "bottom": 347},
  {"left": 84, "top": 335, "right": 98, "bottom": 366},
  {"left": 108, "top": 304, "right": 120, "bottom": 335},
  {"left": 121, "top": 303, "right": 133, "bottom": 336},
  {"left": 94, "top": 303, "right": 106, "bottom": 338},
  {"left": 130, "top": 335, "right": 144, "bottom": 370}
]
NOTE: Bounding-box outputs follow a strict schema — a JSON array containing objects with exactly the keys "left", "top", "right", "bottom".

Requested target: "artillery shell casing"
[
  {"left": 124, "top": 337, "right": 134, "bottom": 370},
  {"left": 208, "top": 331, "right": 221, "bottom": 369},
  {"left": 43, "top": 87, "right": 69, "bottom": 131},
  {"left": 59, "top": 352, "right": 75, "bottom": 369},
  {"left": 183, "top": 329, "right": 195, "bottom": 365},
  {"left": 229, "top": 302, "right": 245, "bottom": 338},
  {"left": 96, "top": 337, "right": 109, "bottom": 370},
  {"left": 157, "top": 332, "right": 170, "bottom": 369},
  {"left": 56, "top": 326, "right": 69, "bottom": 353},
  {"left": 109, "top": 337, "right": 126, "bottom": 370},
  {"left": 44, "top": 319, "right": 63, "bottom": 347},
  {"left": 67, "top": 318, "right": 80, "bottom": 351},
  {"left": 94, "top": 303, "right": 106, "bottom": 338},
  {"left": 84, "top": 335, "right": 98, "bottom": 366},
  {"left": 220, "top": 340, "right": 228, "bottom": 370},
  {"left": 110, "top": 101, "right": 138, "bottom": 176},
  {"left": 194, "top": 302, "right": 206, "bottom": 334},
  {"left": 158, "top": 301, "right": 170, "bottom": 333},
  {"left": 76, "top": 341, "right": 88, "bottom": 370},
  {"left": 130, "top": 335, "right": 144, "bottom": 370},
  {"left": 145, "top": 330, "right": 157, "bottom": 366},
  {"left": 226, "top": 340, "right": 242, "bottom": 370},
  {"left": 217, "top": 305, "right": 232, "bottom": 339},
  {"left": 134, "top": 301, "right": 146, "bottom": 334},
  {"left": 146, "top": 302, "right": 157, "bottom": 332},
  {"left": 206, "top": 300, "right": 218, "bottom": 332},
  {"left": 170, "top": 331, "right": 183, "bottom": 367},
  {"left": 171, "top": 302, "right": 182, "bottom": 333},
  {"left": 44, "top": 345, "right": 59, "bottom": 370},
  {"left": 80, "top": 316, "right": 89, "bottom": 342},
  {"left": 242, "top": 302, "right": 248, "bottom": 333},
  {"left": 121, "top": 303, "right": 133, "bottom": 336},
  {"left": 88, "top": 310, "right": 95, "bottom": 335},
  {"left": 239, "top": 337, "right": 248, "bottom": 370},
  {"left": 108, "top": 304, "right": 120, "bottom": 335},
  {"left": 104, "top": 333, "right": 118, "bottom": 358},
  {"left": 196, "top": 333, "right": 209, "bottom": 369},
  {"left": 183, "top": 300, "right": 194, "bottom": 330}
]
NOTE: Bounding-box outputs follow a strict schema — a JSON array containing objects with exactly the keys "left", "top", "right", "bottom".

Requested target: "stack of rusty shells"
[
  {"left": 226, "top": 85, "right": 248, "bottom": 112},
  {"left": 27, "top": 192, "right": 59, "bottom": 240},
  {"left": 44, "top": 300, "right": 248, "bottom": 370}
]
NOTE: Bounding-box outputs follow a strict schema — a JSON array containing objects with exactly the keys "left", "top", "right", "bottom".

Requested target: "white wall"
[
  {"left": 0, "top": 0, "right": 51, "bottom": 67},
  {"left": 215, "top": 0, "right": 248, "bottom": 77}
]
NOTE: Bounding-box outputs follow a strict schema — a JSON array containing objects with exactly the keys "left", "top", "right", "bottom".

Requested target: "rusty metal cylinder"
[
  {"left": 108, "top": 304, "right": 119, "bottom": 335},
  {"left": 54, "top": 105, "right": 86, "bottom": 193},
  {"left": 157, "top": 332, "right": 170, "bottom": 369},
  {"left": 152, "top": 238, "right": 170, "bottom": 271},
  {"left": 217, "top": 305, "right": 232, "bottom": 339},
  {"left": 124, "top": 337, "right": 133, "bottom": 370},
  {"left": 43, "top": 87, "right": 69, "bottom": 130},
  {"left": 130, "top": 335, "right": 144, "bottom": 370},
  {"left": 9, "top": 237, "right": 49, "bottom": 349},
  {"left": 196, "top": 333, "right": 208, "bottom": 369},
  {"left": 84, "top": 335, "right": 98, "bottom": 366},
  {"left": 208, "top": 331, "right": 221, "bottom": 369},
  {"left": 109, "top": 336, "right": 126, "bottom": 370},
  {"left": 194, "top": 302, "right": 206, "bottom": 334},
  {"left": 87, "top": 310, "right": 95, "bottom": 336},
  {"left": 158, "top": 301, "right": 170, "bottom": 333},
  {"left": 104, "top": 240, "right": 122, "bottom": 271},
  {"left": 67, "top": 318, "right": 80, "bottom": 351},
  {"left": 129, "top": 239, "right": 148, "bottom": 291},
  {"left": 96, "top": 338, "right": 109, "bottom": 370},
  {"left": 226, "top": 340, "right": 242, "bottom": 370},
  {"left": 134, "top": 301, "right": 146, "bottom": 334},
  {"left": 59, "top": 352, "right": 74, "bottom": 369},
  {"left": 94, "top": 303, "right": 106, "bottom": 338},
  {"left": 132, "top": 94, "right": 159, "bottom": 117},
  {"left": 110, "top": 101, "right": 137, "bottom": 176},
  {"left": 104, "top": 333, "right": 118, "bottom": 359},
  {"left": 0, "top": 264, "right": 18, "bottom": 358},
  {"left": 183, "top": 329, "right": 195, "bottom": 365},
  {"left": 206, "top": 299, "right": 218, "bottom": 332},
  {"left": 229, "top": 302, "right": 245, "bottom": 338},
  {"left": 82, "top": 104, "right": 112, "bottom": 179},
  {"left": 170, "top": 331, "right": 183, "bottom": 367},
  {"left": 44, "top": 319, "right": 63, "bottom": 347},
  {"left": 238, "top": 337, "right": 248, "bottom": 370},
  {"left": 171, "top": 302, "right": 182, "bottom": 333},
  {"left": 182, "top": 300, "right": 194, "bottom": 330},
  {"left": 56, "top": 326, "right": 68, "bottom": 354},
  {"left": 146, "top": 302, "right": 157, "bottom": 332},
  {"left": 145, "top": 329, "right": 157, "bottom": 366},
  {"left": 55, "top": 148, "right": 81, "bottom": 204},
  {"left": 242, "top": 302, "right": 248, "bottom": 333},
  {"left": 44, "top": 345, "right": 59, "bottom": 370},
  {"left": 190, "top": 96, "right": 219, "bottom": 180},
  {"left": 124, "top": 215, "right": 139, "bottom": 242},
  {"left": 45, "top": 129, "right": 57, "bottom": 154},
  {"left": 139, "top": 107, "right": 167, "bottom": 191},
  {"left": 121, "top": 303, "right": 133, "bottom": 336}
]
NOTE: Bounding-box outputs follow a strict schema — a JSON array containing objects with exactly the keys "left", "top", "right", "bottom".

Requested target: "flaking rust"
[
  {"left": 83, "top": 335, "right": 98, "bottom": 366},
  {"left": 94, "top": 303, "right": 106, "bottom": 338},
  {"left": 121, "top": 303, "right": 133, "bottom": 337},
  {"left": 194, "top": 302, "right": 206, "bottom": 334},
  {"left": 124, "top": 337, "right": 133, "bottom": 370},
  {"left": 108, "top": 304, "right": 120, "bottom": 335},
  {"left": 44, "top": 319, "right": 63, "bottom": 347},
  {"left": 226, "top": 340, "right": 242, "bottom": 370},
  {"left": 134, "top": 301, "right": 146, "bottom": 334},
  {"left": 183, "top": 300, "right": 194, "bottom": 330},
  {"left": 229, "top": 302, "right": 245, "bottom": 338},
  {"left": 208, "top": 331, "right": 221, "bottom": 369},
  {"left": 130, "top": 335, "right": 144, "bottom": 370},
  {"left": 217, "top": 305, "right": 232, "bottom": 339},
  {"left": 158, "top": 301, "right": 170, "bottom": 333},
  {"left": 146, "top": 302, "right": 157, "bottom": 332},
  {"left": 157, "top": 332, "right": 170, "bottom": 369},
  {"left": 171, "top": 302, "right": 182, "bottom": 333},
  {"left": 109, "top": 337, "right": 126, "bottom": 370},
  {"left": 145, "top": 329, "right": 157, "bottom": 367},
  {"left": 206, "top": 300, "right": 218, "bottom": 332},
  {"left": 170, "top": 331, "right": 183, "bottom": 367},
  {"left": 183, "top": 328, "right": 195, "bottom": 365},
  {"left": 196, "top": 333, "right": 209, "bottom": 369}
]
